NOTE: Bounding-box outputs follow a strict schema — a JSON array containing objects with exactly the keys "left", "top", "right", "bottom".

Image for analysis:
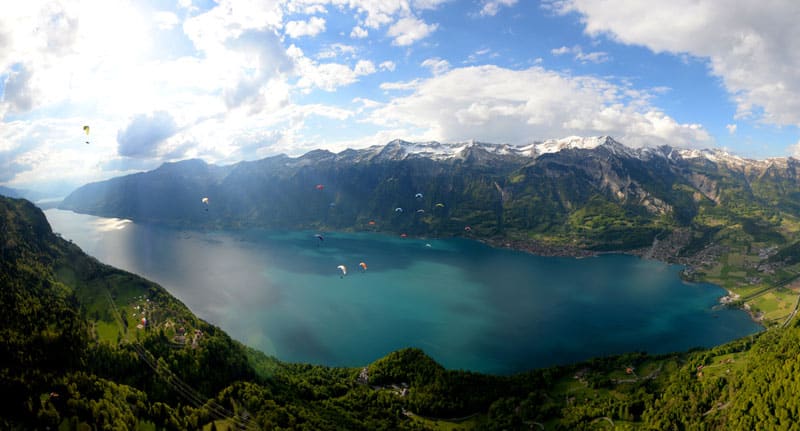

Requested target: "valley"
[{"left": 59, "top": 137, "right": 800, "bottom": 327}]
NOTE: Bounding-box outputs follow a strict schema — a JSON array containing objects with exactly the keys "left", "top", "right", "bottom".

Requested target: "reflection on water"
[
  {"left": 92, "top": 217, "right": 132, "bottom": 231},
  {"left": 45, "top": 209, "right": 762, "bottom": 375}
]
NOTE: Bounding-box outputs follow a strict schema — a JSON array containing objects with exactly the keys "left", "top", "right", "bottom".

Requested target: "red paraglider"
[{"left": 315, "top": 184, "right": 324, "bottom": 190}]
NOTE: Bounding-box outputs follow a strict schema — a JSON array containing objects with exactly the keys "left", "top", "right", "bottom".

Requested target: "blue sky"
[{"left": 1, "top": 0, "right": 800, "bottom": 193}]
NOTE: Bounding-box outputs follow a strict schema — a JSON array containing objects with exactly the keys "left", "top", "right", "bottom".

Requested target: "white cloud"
[
  {"left": 387, "top": 16, "right": 437, "bottom": 46},
  {"left": 790, "top": 140, "right": 800, "bottom": 159},
  {"left": 285, "top": 16, "right": 326, "bottom": 38},
  {"left": 421, "top": 57, "right": 450, "bottom": 75},
  {"left": 551, "top": 45, "right": 609, "bottom": 64},
  {"left": 551, "top": 0, "right": 800, "bottom": 127},
  {"left": 379, "top": 61, "right": 396, "bottom": 71},
  {"left": 2, "top": 65, "right": 36, "bottom": 113},
  {"left": 117, "top": 111, "right": 179, "bottom": 158},
  {"left": 368, "top": 65, "right": 710, "bottom": 146},
  {"left": 316, "top": 43, "right": 357, "bottom": 59},
  {"left": 289, "top": 45, "right": 377, "bottom": 92},
  {"left": 354, "top": 60, "right": 376, "bottom": 75},
  {"left": 154, "top": 11, "right": 179, "bottom": 30},
  {"left": 551, "top": 46, "right": 572, "bottom": 56},
  {"left": 350, "top": 26, "right": 368, "bottom": 38},
  {"left": 726, "top": 124, "right": 737, "bottom": 135},
  {"left": 480, "top": 0, "right": 518, "bottom": 16},
  {"left": 380, "top": 79, "right": 421, "bottom": 91}
]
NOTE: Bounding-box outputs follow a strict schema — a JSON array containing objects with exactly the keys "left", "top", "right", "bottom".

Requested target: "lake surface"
[{"left": 45, "top": 209, "right": 762, "bottom": 374}]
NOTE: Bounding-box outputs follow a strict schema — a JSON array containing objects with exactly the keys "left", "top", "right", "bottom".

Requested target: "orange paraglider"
[
  {"left": 359, "top": 262, "right": 367, "bottom": 272},
  {"left": 368, "top": 220, "right": 376, "bottom": 226}
]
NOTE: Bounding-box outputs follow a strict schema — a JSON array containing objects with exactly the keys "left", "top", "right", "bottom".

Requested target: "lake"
[{"left": 45, "top": 209, "right": 762, "bottom": 375}]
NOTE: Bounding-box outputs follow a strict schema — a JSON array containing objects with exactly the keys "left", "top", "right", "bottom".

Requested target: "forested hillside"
[{"left": 5, "top": 194, "right": 800, "bottom": 429}]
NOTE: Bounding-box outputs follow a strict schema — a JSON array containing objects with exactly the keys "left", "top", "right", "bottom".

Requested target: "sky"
[{"left": 2, "top": 0, "right": 800, "bottom": 194}]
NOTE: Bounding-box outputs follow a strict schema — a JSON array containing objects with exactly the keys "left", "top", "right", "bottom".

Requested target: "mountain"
[
  {"left": 60, "top": 136, "right": 800, "bottom": 254},
  {"left": 6, "top": 194, "right": 800, "bottom": 429}
]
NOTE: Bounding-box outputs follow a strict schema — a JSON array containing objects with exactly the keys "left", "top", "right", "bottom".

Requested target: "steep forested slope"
[{"left": 6, "top": 194, "right": 800, "bottom": 429}]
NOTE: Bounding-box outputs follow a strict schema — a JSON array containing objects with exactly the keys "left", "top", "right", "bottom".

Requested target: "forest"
[{"left": 4, "top": 193, "right": 800, "bottom": 430}]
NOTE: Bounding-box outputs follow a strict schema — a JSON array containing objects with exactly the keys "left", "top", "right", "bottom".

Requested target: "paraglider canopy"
[
  {"left": 415, "top": 193, "right": 423, "bottom": 199},
  {"left": 315, "top": 234, "right": 324, "bottom": 242},
  {"left": 416, "top": 209, "right": 425, "bottom": 214},
  {"left": 464, "top": 226, "right": 472, "bottom": 232},
  {"left": 368, "top": 220, "right": 376, "bottom": 226},
  {"left": 359, "top": 262, "right": 367, "bottom": 271},
  {"left": 201, "top": 197, "right": 209, "bottom": 204},
  {"left": 315, "top": 184, "right": 324, "bottom": 190},
  {"left": 83, "top": 125, "right": 90, "bottom": 144},
  {"left": 435, "top": 203, "right": 445, "bottom": 208},
  {"left": 395, "top": 207, "right": 403, "bottom": 213},
  {"left": 337, "top": 265, "right": 347, "bottom": 276},
  {"left": 400, "top": 233, "right": 408, "bottom": 238}
]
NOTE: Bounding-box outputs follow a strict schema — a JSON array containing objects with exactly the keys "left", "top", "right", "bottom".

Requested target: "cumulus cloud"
[
  {"left": 222, "top": 30, "right": 293, "bottom": 112},
  {"left": 0, "top": 149, "right": 32, "bottom": 182},
  {"left": 550, "top": 0, "right": 800, "bottom": 127},
  {"left": 154, "top": 11, "right": 179, "bottom": 30},
  {"left": 421, "top": 57, "right": 450, "bottom": 75},
  {"left": 316, "top": 43, "right": 357, "bottom": 60},
  {"left": 551, "top": 45, "right": 610, "bottom": 64},
  {"left": 2, "top": 65, "right": 36, "bottom": 113},
  {"left": 480, "top": 0, "right": 518, "bottom": 16},
  {"left": 289, "top": 45, "right": 377, "bottom": 92},
  {"left": 379, "top": 61, "right": 397, "bottom": 71},
  {"left": 350, "top": 26, "right": 368, "bottom": 38},
  {"left": 367, "top": 65, "right": 710, "bottom": 146},
  {"left": 790, "top": 140, "right": 800, "bottom": 159},
  {"left": 354, "top": 60, "right": 376, "bottom": 75},
  {"left": 285, "top": 16, "right": 326, "bottom": 38},
  {"left": 387, "top": 16, "right": 437, "bottom": 46},
  {"left": 117, "top": 111, "right": 179, "bottom": 158}
]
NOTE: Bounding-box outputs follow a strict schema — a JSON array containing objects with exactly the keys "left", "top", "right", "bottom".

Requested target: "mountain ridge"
[{"left": 59, "top": 136, "right": 800, "bottom": 254}]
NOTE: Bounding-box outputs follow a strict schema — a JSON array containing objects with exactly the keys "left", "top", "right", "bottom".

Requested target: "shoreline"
[
  {"left": 480, "top": 236, "right": 766, "bottom": 327},
  {"left": 48, "top": 208, "right": 767, "bottom": 327}
]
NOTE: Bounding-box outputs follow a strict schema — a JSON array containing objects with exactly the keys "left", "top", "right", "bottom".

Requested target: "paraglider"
[
  {"left": 83, "top": 125, "right": 90, "bottom": 144},
  {"left": 201, "top": 197, "right": 209, "bottom": 211},
  {"left": 315, "top": 234, "right": 324, "bottom": 245},
  {"left": 315, "top": 184, "right": 324, "bottom": 190},
  {"left": 395, "top": 207, "right": 403, "bottom": 213},
  {"left": 400, "top": 233, "right": 408, "bottom": 238},
  {"left": 416, "top": 209, "right": 425, "bottom": 214},
  {"left": 415, "top": 193, "right": 423, "bottom": 199},
  {"left": 337, "top": 264, "right": 347, "bottom": 278},
  {"left": 464, "top": 226, "right": 472, "bottom": 232},
  {"left": 368, "top": 220, "right": 376, "bottom": 226},
  {"left": 359, "top": 262, "right": 367, "bottom": 272},
  {"left": 435, "top": 203, "right": 445, "bottom": 208}
]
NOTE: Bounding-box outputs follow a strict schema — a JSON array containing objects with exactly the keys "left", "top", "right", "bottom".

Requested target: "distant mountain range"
[{"left": 60, "top": 136, "right": 800, "bottom": 252}]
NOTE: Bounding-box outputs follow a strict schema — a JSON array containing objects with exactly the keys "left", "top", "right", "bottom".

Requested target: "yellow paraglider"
[{"left": 83, "top": 125, "right": 90, "bottom": 144}]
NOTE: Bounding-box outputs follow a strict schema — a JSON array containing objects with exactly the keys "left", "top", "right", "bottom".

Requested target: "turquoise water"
[{"left": 45, "top": 209, "right": 762, "bottom": 375}]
